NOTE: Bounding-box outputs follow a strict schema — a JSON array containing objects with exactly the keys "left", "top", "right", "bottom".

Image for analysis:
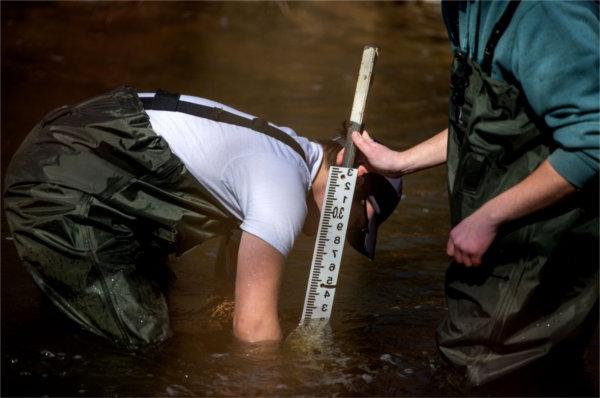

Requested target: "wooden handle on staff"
[{"left": 342, "top": 45, "right": 379, "bottom": 168}]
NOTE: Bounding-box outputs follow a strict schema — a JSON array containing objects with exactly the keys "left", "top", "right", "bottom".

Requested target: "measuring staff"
[{"left": 300, "top": 47, "right": 403, "bottom": 326}]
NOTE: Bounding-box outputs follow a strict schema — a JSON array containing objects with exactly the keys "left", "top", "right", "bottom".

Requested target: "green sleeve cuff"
[{"left": 548, "top": 149, "right": 598, "bottom": 189}]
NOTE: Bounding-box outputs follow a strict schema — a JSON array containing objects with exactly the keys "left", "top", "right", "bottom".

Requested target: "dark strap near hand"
[
  {"left": 141, "top": 90, "right": 307, "bottom": 164},
  {"left": 481, "top": 0, "right": 520, "bottom": 74}
]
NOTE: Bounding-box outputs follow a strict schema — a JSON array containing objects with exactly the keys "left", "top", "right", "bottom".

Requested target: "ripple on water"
[
  {"left": 40, "top": 349, "right": 56, "bottom": 359},
  {"left": 165, "top": 384, "right": 194, "bottom": 396}
]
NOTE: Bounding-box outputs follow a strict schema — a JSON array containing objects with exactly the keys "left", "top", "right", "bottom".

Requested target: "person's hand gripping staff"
[
  {"left": 337, "top": 131, "right": 403, "bottom": 178},
  {"left": 341, "top": 128, "right": 501, "bottom": 267}
]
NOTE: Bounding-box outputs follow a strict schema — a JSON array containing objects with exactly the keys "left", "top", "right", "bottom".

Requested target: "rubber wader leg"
[{"left": 5, "top": 186, "right": 171, "bottom": 347}]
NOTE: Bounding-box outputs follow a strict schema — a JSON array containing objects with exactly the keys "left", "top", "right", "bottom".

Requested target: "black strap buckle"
[
  {"left": 251, "top": 117, "right": 269, "bottom": 130},
  {"left": 151, "top": 89, "right": 180, "bottom": 111}
]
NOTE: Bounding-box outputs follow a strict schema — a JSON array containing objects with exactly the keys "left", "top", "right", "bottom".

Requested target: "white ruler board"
[
  {"left": 300, "top": 46, "right": 378, "bottom": 325},
  {"left": 300, "top": 166, "right": 358, "bottom": 324}
]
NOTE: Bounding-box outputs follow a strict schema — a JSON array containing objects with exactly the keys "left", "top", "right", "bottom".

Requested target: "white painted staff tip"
[{"left": 363, "top": 46, "right": 379, "bottom": 58}]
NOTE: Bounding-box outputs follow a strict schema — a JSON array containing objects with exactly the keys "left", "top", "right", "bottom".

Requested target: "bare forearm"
[
  {"left": 349, "top": 128, "right": 448, "bottom": 177},
  {"left": 480, "top": 160, "right": 576, "bottom": 226},
  {"left": 448, "top": 160, "right": 578, "bottom": 266},
  {"left": 395, "top": 128, "right": 448, "bottom": 175}
]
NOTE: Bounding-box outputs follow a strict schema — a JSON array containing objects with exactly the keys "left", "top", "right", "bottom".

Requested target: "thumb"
[
  {"left": 335, "top": 148, "right": 345, "bottom": 166},
  {"left": 446, "top": 237, "right": 455, "bottom": 257}
]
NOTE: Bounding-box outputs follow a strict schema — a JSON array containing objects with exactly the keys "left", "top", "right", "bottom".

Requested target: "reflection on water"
[{"left": 2, "top": 2, "right": 596, "bottom": 397}]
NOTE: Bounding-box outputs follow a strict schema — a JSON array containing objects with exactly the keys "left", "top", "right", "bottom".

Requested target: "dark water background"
[{"left": 1, "top": 2, "right": 597, "bottom": 396}]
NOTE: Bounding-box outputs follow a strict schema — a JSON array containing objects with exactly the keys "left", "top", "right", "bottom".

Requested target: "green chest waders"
[
  {"left": 436, "top": 3, "right": 599, "bottom": 386},
  {"left": 3, "top": 87, "right": 306, "bottom": 347}
]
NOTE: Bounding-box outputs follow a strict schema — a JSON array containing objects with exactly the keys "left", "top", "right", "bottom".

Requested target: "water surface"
[{"left": 1, "top": 2, "right": 596, "bottom": 396}]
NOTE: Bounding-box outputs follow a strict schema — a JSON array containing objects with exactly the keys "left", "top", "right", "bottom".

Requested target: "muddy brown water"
[{"left": 1, "top": 2, "right": 597, "bottom": 397}]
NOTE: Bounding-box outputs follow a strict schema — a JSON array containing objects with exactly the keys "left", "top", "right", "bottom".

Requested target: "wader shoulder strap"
[
  {"left": 141, "top": 90, "right": 308, "bottom": 164},
  {"left": 481, "top": 0, "right": 520, "bottom": 74}
]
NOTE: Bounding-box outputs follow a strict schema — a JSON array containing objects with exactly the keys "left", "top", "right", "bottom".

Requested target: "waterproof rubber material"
[
  {"left": 438, "top": 49, "right": 599, "bottom": 386},
  {"left": 3, "top": 87, "right": 238, "bottom": 347}
]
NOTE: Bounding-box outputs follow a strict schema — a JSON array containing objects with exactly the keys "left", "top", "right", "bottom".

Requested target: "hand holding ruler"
[{"left": 300, "top": 46, "right": 378, "bottom": 326}]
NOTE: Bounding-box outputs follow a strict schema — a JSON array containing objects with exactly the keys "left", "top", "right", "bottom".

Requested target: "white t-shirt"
[{"left": 139, "top": 93, "right": 323, "bottom": 257}]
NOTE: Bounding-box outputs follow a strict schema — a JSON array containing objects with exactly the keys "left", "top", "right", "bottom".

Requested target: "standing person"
[
  {"left": 345, "top": 0, "right": 599, "bottom": 391},
  {"left": 3, "top": 87, "right": 402, "bottom": 348}
]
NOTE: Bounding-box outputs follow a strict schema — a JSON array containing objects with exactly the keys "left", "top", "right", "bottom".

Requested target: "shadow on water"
[{"left": 1, "top": 2, "right": 597, "bottom": 396}]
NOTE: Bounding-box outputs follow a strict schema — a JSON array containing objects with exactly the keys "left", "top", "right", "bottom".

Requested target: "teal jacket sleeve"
[{"left": 509, "top": 2, "right": 599, "bottom": 188}]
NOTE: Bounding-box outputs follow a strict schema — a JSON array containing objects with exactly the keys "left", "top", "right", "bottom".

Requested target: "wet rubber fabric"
[
  {"left": 437, "top": 5, "right": 599, "bottom": 386},
  {"left": 3, "top": 87, "right": 239, "bottom": 347}
]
